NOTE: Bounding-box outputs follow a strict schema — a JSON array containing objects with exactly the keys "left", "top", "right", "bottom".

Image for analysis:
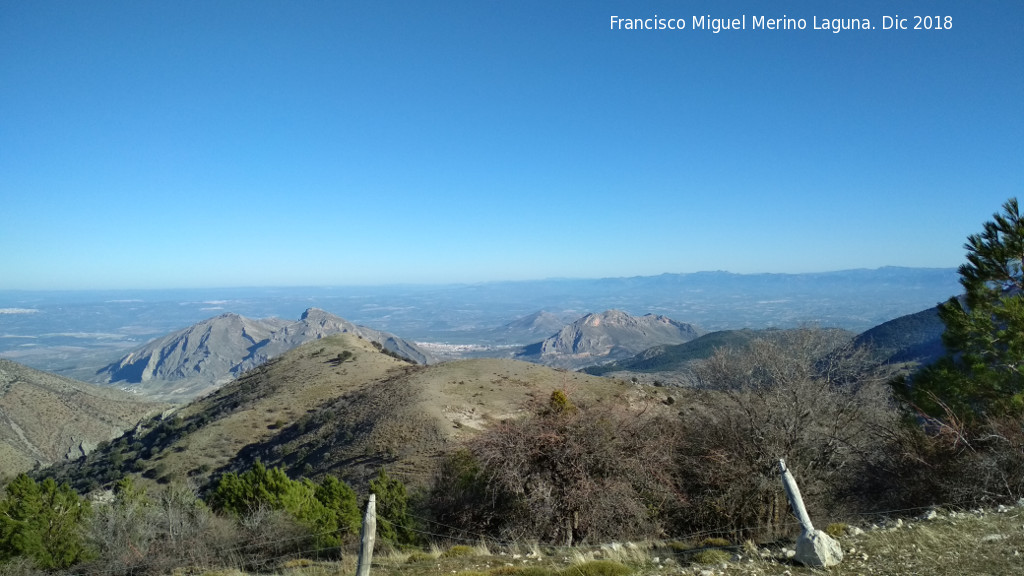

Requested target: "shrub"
[
  {"left": 210, "top": 461, "right": 359, "bottom": 553},
  {"left": 315, "top": 474, "right": 361, "bottom": 537},
  {"left": 0, "top": 557, "right": 47, "bottom": 576},
  {"left": 666, "top": 541, "right": 692, "bottom": 552},
  {"left": 559, "top": 560, "right": 631, "bottom": 576},
  {"left": 422, "top": 449, "right": 494, "bottom": 541},
  {"left": 857, "top": 412, "right": 1024, "bottom": 510},
  {"left": 369, "top": 468, "right": 419, "bottom": 546},
  {"left": 235, "top": 505, "right": 312, "bottom": 565},
  {"left": 547, "top": 389, "right": 576, "bottom": 414},
  {"left": 428, "top": 398, "right": 677, "bottom": 545},
  {"left": 83, "top": 480, "right": 233, "bottom": 576},
  {"left": 825, "top": 522, "right": 848, "bottom": 538},
  {"left": 496, "top": 568, "right": 557, "bottom": 576},
  {"left": 329, "top": 350, "right": 355, "bottom": 366},
  {"left": 443, "top": 545, "right": 475, "bottom": 558},
  {"left": 691, "top": 549, "right": 731, "bottom": 565},
  {"left": 405, "top": 551, "right": 435, "bottom": 563}
]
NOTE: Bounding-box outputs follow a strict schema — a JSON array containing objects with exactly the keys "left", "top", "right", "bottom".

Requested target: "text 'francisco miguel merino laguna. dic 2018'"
[{"left": 609, "top": 14, "right": 951, "bottom": 33}]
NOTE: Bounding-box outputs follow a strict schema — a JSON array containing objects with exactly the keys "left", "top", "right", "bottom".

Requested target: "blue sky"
[{"left": 2, "top": 1, "right": 1022, "bottom": 290}]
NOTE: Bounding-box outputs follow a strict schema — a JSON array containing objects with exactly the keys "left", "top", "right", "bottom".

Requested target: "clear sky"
[{"left": 2, "top": 1, "right": 1022, "bottom": 290}]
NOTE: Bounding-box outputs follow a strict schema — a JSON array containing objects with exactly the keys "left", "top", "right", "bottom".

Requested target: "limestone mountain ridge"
[
  {"left": 98, "top": 307, "right": 434, "bottom": 401},
  {"left": 516, "top": 309, "right": 703, "bottom": 369}
]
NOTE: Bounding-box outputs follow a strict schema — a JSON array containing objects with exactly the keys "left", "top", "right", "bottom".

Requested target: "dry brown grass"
[
  {"left": 185, "top": 505, "right": 1024, "bottom": 576},
  {"left": 0, "top": 358, "right": 169, "bottom": 480}
]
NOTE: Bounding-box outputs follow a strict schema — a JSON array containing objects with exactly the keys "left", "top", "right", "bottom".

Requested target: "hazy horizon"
[{"left": 0, "top": 264, "right": 960, "bottom": 294}]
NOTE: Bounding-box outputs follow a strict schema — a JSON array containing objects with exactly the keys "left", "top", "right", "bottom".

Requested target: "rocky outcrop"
[{"left": 795, "top": 529, "right": 844, "bottom": 567}]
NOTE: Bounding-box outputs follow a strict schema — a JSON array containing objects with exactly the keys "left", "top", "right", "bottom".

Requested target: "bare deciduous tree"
[{"left": 675, "top": 327, "right": 898, "bottom": 539}]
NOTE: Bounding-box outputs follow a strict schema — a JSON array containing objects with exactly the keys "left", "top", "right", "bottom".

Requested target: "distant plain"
[{"left": 0, "top": 267, "right": 961, "bottom": 380}]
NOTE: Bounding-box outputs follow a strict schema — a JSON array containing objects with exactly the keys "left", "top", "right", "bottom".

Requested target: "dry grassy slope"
[
  {"left": 0, "top": 359, "right": 168, "bottom": 478},
  {"left": 143, "top": 333, "right": 409, "bottom": 486},
  {"left": 46, "top": 333, "right": 674, "bottom": 493},
  {"left": 226, "top": 353, "right": 669, "bottom": 489}
]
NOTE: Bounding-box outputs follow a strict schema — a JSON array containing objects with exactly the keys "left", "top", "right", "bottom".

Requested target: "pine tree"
[
  {"left": 0, "top": 474, "right": 46, "bottom": 563},
  {"left": 0, "top": 474, "right": 92, "bottom": 569},
  {"left": 369, "top": 468, "right": 418, "bottom": 546},
  {"left": 314, "top": 475, "right": 361, "bottom": 537},
  {"left": 903, "top": 198, "right": 1024, "bottom": 418},
  {"left": 209, "top": 461, "right": 350, "bottom": 549}
]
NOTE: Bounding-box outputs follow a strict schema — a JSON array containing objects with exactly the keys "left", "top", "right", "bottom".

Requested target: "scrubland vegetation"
[{"left": 4, "top": 199, "right": 1024, "bottom": 574}]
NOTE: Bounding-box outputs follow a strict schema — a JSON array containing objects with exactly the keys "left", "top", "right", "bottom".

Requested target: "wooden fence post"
[{"left": 356, "top": 494, "right": 376, "bottom": 576}]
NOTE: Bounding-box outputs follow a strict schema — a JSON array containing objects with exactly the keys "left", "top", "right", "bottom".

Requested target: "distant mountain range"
[
  {"left": 0, "top": 359, "right": 167, "bottom": 477},
  {"left": 0, "top": 267, "right": 960, "bottom": 379},
  {"left": 99, "top": 308, "right": 434, "bottom": 401}
]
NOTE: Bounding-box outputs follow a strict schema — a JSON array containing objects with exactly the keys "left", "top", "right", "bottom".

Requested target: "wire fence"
[{"left": 15, "top": 491, "right": 1024, "bottom": 576}]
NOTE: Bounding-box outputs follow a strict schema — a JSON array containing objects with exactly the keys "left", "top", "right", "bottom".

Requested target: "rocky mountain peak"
[
  {"left": 299, "top": 307, "right": 330, "bottom": 321},
  {"left": 516, "top": 310, "right": 702, "bottom": 370}
]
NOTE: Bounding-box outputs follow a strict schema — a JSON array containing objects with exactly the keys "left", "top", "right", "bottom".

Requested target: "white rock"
[{"left": 794, "top": 529, "right": 844, "bottom": 568}]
